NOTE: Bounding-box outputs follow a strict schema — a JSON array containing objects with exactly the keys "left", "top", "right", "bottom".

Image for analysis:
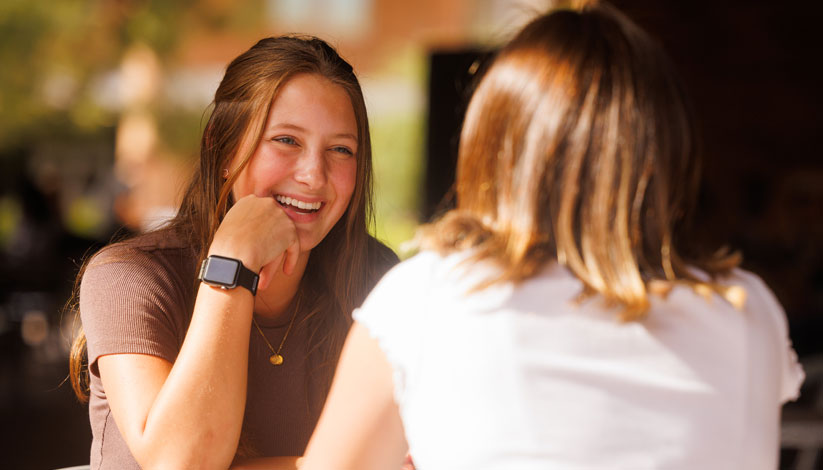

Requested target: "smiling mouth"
[{"left": 275, "top": 195, "right": 322, "bottom": 213}]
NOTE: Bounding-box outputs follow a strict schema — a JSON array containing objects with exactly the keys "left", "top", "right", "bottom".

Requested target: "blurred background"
[{"left": 1, "top": 0, "right": 820, "bottom": 468}]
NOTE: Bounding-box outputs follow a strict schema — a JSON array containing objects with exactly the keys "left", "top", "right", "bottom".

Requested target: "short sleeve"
[
  {"left": 770, "top": 302, "right": 806, "bottom": 404},
  {"left": 80, "top": 245, "right": 190, "bottom": 376},
  {"left": 735, "top": 269, "right": 805, "bottom": 403},
  {"left": 353, "top": 252, "right": 438, "bottom": 408},
  {"left": 781, "top": 343, "right": 805, "bottom": 403}
]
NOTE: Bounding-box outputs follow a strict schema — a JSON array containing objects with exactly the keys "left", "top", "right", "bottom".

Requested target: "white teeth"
[{"left": 275, "top": 195, "right": 321, "bottom": 211}]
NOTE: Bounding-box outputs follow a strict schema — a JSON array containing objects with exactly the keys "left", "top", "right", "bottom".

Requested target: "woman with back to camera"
[
  {"left": 68, "top": 36, "right": 397, "bottom": 469},
  {"left": 300, "top": 3, "right": 804, "bottom": 469}
]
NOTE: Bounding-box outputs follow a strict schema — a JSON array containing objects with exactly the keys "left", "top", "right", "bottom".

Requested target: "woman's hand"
[{"left": 209, "top": 194, "right": 301, "bottom": 288}]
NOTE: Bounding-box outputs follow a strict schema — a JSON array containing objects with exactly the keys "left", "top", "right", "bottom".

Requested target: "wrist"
[
  {"left": 198, "top": 255, "right": 259, "bottom": 296},
  {"left": 207, "top": 242, "right": 263, "bottom": 273}
]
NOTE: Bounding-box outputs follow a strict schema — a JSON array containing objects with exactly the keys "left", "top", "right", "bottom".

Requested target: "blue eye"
[
  {"left": 332, "top": 146, "right": 354, "bottom": 156},
  {"left": 274, "top": 136, "right": 297, "bottom": 145}
]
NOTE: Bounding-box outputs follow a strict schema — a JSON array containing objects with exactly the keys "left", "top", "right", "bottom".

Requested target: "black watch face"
[{"left": 205, "top": 256, "right": 240, "bottom": 286}]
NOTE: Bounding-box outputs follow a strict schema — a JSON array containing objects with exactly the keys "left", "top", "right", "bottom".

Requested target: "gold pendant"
[{"left": 269, "top": 354, "right": 284, "bottom": 365}]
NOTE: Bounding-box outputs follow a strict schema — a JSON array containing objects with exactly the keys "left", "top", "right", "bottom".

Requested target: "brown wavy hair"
[
  {"left": 419, "top": 3, "right": 739, "bottom": 320},
  {"left": 69, "top": 36, "right": 395, "bottom": 412}
]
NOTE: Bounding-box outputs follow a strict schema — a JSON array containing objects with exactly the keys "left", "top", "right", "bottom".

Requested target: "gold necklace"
[{"left": 252, "top": 300, "right": 299, "bottom": 366}]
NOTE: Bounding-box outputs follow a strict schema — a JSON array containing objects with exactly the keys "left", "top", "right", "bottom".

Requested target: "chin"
[{"left": 298, "top": 233, "right": 326, "bottom": 252}]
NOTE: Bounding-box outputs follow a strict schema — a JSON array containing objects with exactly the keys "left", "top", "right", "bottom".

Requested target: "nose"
[{"left": 293, "top": 147, "right": 327, "bottom": 189}]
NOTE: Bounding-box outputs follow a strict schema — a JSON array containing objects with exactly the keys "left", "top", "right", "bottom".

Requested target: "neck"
[{"left": 254, "top": 251, "right": 310, "bottom": 321}]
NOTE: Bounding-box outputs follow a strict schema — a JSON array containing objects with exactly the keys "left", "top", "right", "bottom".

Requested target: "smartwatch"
[{"left": 198, "top": 255, "right": 259, "bottom": 295}]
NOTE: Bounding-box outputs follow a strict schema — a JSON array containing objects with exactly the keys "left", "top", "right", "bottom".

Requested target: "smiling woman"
[
  {"left": 67, "top": 36, "right": 397, "bottom": 470},
  {"left": 230, "top": 73, "right": 358, "bottom": 256}
]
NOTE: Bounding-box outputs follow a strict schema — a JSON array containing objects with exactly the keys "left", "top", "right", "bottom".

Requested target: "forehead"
[{"left": 265, "top": 73, "right": 358, "bottom": 136}]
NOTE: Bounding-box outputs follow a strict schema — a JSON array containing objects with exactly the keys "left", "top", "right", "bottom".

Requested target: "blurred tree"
[{"left": 0, "top": 0, "right": 265, "bottom": 155}]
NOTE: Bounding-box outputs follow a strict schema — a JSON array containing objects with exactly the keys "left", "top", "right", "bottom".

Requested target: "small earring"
[{"left": 222, "top": 168, "right": 229, "bottom": 179}]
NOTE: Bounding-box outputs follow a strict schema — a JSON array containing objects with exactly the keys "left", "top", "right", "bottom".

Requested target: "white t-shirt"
[{"left": 354, "top": 251, "right": 804, "bottom": 470}]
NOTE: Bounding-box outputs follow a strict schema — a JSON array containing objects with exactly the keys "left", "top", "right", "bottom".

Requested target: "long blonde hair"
[
  {"left": 69, "top": 36, "right": 395, "bottom": 403},
  {"left": 420, "top": 4, "right": 739, "bottom": 320}
]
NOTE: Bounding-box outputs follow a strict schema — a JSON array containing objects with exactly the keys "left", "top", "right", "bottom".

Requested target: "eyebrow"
[{"left": 270, "top": 123, "right": 357, "bottom": 142}]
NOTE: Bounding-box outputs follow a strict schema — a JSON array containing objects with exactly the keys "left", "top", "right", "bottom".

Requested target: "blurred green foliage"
[
  {"left": 367, "top": 47, "right": 427, "bottom": 255},
  {"left": 371, "top": 113, "right": 424, "bottom": 256},
  {"left": 1, "top": 0, "right": 109, "bottom": 148},
  {"left": 0, "top": 0, "right": 264, "bottom": 156}
]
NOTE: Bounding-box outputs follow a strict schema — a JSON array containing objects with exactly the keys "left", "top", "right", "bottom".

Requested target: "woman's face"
[{"left": 231, "top": 73, "right": 358, "bottom": 252}]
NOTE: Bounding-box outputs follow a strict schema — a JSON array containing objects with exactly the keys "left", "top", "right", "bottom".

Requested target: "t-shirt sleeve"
[
  {"left": 738, "top": 270, "right": 805, "bottom": 404},
  {"left": 353, "top": 253, "right": 435, "bottom": 408},
  {"left": 767, "top": 295, "right": 806, "bottom": 404},
  {"left": 80, "top": 245, "right": 188, "bottom": 376}
]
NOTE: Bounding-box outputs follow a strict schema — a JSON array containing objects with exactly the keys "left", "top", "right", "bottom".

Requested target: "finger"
[
  {"left": 281, "top": 238, "right": 301, "bottom": 276},
  {"left": 257, "top": 256, "right": 281, "bottom": 292}
]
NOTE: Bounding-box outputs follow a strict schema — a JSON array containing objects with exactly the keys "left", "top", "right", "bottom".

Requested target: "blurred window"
[{"left": 266, "top": 0, "right": 373, "bottom": 37}]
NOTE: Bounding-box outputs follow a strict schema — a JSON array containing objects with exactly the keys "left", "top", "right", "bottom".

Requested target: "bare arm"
[
  {"left": 98, "top": 284, "right": 254, "bottom": 469},
  {"left": 300, "top": 322, "right": 409, "bottom": 470},
  {"left": 96, "top": 195, "right": 301, "bottom": 470}
]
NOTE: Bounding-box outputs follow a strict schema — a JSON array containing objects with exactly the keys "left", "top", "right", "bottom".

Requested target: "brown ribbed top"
[{"left": 80, "top": 231, "right": 325, "bottom": 469}]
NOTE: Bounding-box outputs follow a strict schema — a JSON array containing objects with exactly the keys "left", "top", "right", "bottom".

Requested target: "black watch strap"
[
  {"left": 235, "top": 261, "right": 259, "bottom": 296},
  {"left": 198, "top": 255, "right": 259, "bottom": 296}
]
